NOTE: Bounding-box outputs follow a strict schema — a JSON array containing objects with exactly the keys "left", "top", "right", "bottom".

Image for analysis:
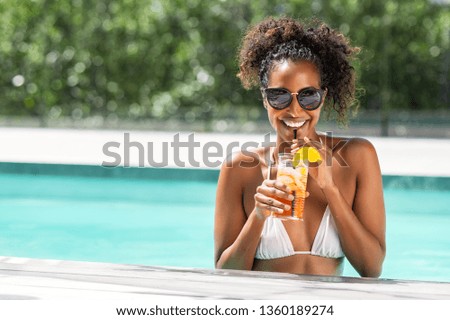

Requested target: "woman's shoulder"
[
  {"left": 220, "top": 146, "right": 268, "bottom": 172},
  {"left": 336, "top": 136, "right": 377, "bottom": 156},
  {"left": 329, "top": 135, "right": 380, "bottom": 171},
  {"left": 217, "top": 146, "right": 268, "bottom": 192}
]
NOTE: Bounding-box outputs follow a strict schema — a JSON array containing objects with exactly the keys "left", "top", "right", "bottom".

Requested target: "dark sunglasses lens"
[
  {"left": 298, "top": 89, "right": 322, "bottom": 110},
  {"left": 266, "top": 89, "right": 291, "bottom": 109}
]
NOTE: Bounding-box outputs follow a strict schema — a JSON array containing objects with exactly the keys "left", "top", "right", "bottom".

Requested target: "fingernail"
[
  {"left": 284, "top": 205, "right": 290, "bottom": 210},
  {"left": 278, "top": 208, "right": 284, "bottom": 213},
  {"left": 288, "top": 195, "right": 294, "bottom": 201}
]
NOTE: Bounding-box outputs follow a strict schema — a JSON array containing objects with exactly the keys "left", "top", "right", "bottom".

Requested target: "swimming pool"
[{"left": 0, "top": 163, "right": 449, "bottom": 282}]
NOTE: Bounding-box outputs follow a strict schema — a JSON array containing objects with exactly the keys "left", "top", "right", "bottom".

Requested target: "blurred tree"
[{"left": 0, "top": 0, "right": 448, "bottom": 128}]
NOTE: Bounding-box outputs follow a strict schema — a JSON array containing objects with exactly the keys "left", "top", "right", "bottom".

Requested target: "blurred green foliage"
[{"left": 0, "top": 0, "right": 448, "bottom": 126}]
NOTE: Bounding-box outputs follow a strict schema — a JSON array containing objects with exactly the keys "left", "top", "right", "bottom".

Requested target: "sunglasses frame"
[{"left": 262, "top": 87, "right": 326, "bottom": 111}]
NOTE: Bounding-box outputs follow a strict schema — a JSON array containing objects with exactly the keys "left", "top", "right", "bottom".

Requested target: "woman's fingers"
[
  {"left": 254, "top": 179, "right": 293, "bottom": 217},
  {"left": 303, "top": 136, "right": 323, "bottom": 150},
  {"left": 290, "top": 138, "right": 305, "bottom": 153},
  {"left": 254, "top": 193, "right": 289, "bottom": 214},
  {"left": 258, "top": 180, "right": 293, "bottom": 199}
]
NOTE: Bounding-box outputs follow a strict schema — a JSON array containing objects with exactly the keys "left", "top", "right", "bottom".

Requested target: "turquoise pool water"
[{"left": 0, "top": 168, "right": 449, "bottom": 282}]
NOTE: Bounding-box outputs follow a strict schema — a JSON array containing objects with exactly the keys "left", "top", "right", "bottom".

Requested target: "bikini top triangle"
[{"left": 255, "top": 206, "right": 344, "bottom": 259}]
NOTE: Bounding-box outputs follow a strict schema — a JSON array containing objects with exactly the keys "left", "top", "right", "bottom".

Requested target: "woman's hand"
[
  {"left": 254, "top": 179, "right": 293, "bottom": 220},
  {"left": 291, "top": 136, "right": 336, "bottom": 191}
]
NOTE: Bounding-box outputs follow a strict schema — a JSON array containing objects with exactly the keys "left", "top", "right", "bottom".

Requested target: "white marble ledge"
[{"left": 0, "top": 256, "right": 449, "bottom": 300}]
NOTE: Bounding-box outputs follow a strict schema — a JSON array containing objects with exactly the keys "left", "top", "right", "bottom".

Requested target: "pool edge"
[{"left": 0, "top": 256, "right": 449, "bottom": 300}]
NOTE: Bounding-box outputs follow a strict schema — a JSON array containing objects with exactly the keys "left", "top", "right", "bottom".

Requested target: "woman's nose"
[{"left": 288, "top": 95, "right": 307, "bottom": 117}]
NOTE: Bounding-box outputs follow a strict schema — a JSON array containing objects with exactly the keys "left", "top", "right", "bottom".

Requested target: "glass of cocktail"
[{"left": 272, "top": 153, "right": 308, "bottom": 220}]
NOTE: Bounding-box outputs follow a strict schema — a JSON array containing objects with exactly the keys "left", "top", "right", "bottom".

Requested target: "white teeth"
[{"left": 283, "top": 120, "right": 306, "bottom": 128}]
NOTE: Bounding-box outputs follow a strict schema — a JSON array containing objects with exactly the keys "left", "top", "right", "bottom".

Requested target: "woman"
[{"left": 214, "top": 17, "right": 385, "bottom": 277}]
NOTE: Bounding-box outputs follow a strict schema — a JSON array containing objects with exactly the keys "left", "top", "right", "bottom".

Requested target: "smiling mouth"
[{"left": 282, "top": 120, "right": 306, "bottom": 128}]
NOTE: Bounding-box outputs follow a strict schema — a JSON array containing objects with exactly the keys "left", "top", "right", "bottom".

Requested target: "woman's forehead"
[{"left": 268, "top": 59, "right": 321, "bottom": 88}]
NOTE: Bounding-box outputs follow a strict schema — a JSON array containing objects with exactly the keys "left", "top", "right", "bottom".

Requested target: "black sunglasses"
[{"left": 263, "top": 87, "right": 326, "bottom": 110}]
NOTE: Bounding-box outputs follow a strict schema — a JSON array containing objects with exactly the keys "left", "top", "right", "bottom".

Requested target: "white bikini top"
[
  {"left": 255, "top": 147, "right": 344, "bottom": 260},
  {"left": 255, "top": 206, "right": 344, "bottom": 259}
]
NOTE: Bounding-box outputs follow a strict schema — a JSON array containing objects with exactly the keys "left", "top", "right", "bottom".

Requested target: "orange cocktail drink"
[{"left": 272, "top": 153, "right": 308, "bottom": 220}]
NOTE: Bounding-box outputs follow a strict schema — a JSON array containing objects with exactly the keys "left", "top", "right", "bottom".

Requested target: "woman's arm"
[
  {"left": 307, "top": 137, "right": 386, "bottom": 277},
  {"left": 335, "top": 138, "right": 386, "bottom": 277},
  {"left": 214, "top": 151, "right": 292, "bottom": 270}
]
